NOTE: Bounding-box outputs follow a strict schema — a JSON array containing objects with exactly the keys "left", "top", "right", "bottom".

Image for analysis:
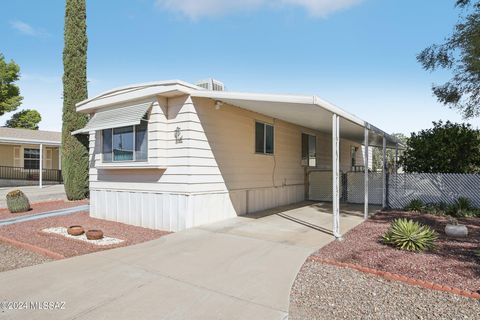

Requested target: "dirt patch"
[
  {"left": 313, "top": 211, "right": 480, "bottom": 293},
  {"left": 0, "top": 199, "right": 89, "bottom": 221},
  {"left": 0, "top": 211, "right": 170, "bottom": 258}
]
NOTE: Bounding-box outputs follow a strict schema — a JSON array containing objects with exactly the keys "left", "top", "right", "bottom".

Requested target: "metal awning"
[
  {"left": 72, "top": 102, "right": 152, "bottom": 135},
  {"left": 190, "top": 91, "right": 403, "bottom": 149}
]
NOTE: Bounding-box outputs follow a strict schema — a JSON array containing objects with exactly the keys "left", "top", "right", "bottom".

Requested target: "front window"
[
  {"left": 102, "top": 120, "right": 148, "bottom": 162},
  {"left": 255, "top": 121, "right": 274, "bottom": 154},
  {"left": 301, "top": 133, "right": 316, "bottom": 167},
  {"left": 24, "top": 148, "right": 40, "bottom": 169}
]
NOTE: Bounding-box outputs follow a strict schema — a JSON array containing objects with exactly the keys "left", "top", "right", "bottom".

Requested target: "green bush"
[
  {"left": 382, "top": 218, "right": 438, "bottom": 252},
  {"left": 423, "top": 202, "right": 446, "bottom": 215},
  {"left": 404, "top": 199, "right": 424, "bottom": 212},
  {"left": 6, "top": 190, "right": 31, "bottom": 213},
  {"left": 444, "top": 197, "right": 480, "bottom": 217}
]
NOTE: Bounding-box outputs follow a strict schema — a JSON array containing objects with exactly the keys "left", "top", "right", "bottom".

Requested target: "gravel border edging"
[
  {"left": 0, "top": 235, "right": 65, "bottom": 260},
  {"left": 310, "top": 256, "right": 480, "bottom": 300}
]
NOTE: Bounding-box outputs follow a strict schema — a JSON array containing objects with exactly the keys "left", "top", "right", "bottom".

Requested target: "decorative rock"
[{"left": 445, "top": 224, "right": 468, "bottom": 238}]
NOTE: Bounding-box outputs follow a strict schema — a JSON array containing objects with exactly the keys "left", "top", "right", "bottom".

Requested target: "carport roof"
[{"left": 190, "top": 90, "right": 402, "bottom": 148}]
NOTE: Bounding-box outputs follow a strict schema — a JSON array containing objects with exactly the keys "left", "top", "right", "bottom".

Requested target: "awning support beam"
[
  {"left": 364, "top": 128, "right": 369, "bottom": 220},
  {"left": 332, "top": 113, "right": 341, "bottom": 239}
]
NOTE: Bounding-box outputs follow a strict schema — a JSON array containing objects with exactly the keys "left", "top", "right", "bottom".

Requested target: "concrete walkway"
[
  {"left": 0, "top": 202, "right": 366, "bottom": 320},
  {"left": 0, "top": 185, "right": 66, "bottom": 208}
]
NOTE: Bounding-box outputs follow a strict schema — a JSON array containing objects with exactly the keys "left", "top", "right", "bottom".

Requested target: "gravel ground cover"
[
  {"left": 0, "top": 241, "right": 52, "bottom": 272},
  {"left": 0, "top": 211, "right": 169, "bottom": 257},
  {"left": 290, "top": 261, "right": 480, "bottom": 320},
  {"left": 313, "top": 211, "right": 480, "bottom": 292},
  {"left": 0, "top": 199, "right": 89, "bottom": 221}
]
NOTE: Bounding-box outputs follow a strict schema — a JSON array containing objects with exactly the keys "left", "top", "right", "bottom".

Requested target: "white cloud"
[
  {"left": 10, "top": 20, "right": 50, "bottom": 37},
  {"left": 155, "top": 0, "right": 362, "bottom": 19}
]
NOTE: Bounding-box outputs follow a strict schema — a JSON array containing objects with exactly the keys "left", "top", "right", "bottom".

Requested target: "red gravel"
[
  {"left": 314, "top": 211, "right": 480, "bottom": 293},
  {"left": 0, "top": 199, "right": 89, "bottom": 221},
  {"left": 0, "top": 211, "right": 170, "bottom": 258}
]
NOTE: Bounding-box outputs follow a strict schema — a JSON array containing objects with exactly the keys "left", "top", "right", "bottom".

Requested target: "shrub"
[
  {"left": 445, "top": 197, "right": 479, "bottom": 217},
  {"left": 404, "top": 199, "right": 424, "bottom": 212},
  {"left": 423, "top": 202, "right": 446, "bottom": 215},
  {"left": 382, "top": 218, "right": 438, "bottom": 252},
  {"left": 6, "top": 190, "right": 31, "bottom": 213}
]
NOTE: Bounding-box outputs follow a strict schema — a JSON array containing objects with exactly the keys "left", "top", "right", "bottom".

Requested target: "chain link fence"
[
  {"left": 309, "top": 170, "right": 480, "bottom": 209},
  {"left": 388, "top": 173, "right": 480, "bottom": 209}
]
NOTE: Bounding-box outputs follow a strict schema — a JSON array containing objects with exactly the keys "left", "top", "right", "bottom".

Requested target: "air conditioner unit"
[{"left": 196, "top": 78, "right": 225, "bottom": 91}]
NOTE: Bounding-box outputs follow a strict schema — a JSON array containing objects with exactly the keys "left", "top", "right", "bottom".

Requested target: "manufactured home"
[{"left": 74, "top": 80, "right": 400, "bottom": 235}]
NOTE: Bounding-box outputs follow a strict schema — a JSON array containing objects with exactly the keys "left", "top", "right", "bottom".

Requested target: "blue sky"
[{"left": 1, "top": 0, "right": 478, "bottom": 134}]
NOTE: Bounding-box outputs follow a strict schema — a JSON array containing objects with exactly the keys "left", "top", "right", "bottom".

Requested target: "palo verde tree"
[
  {"left": 6, "top": 109, "right": 42, "bottom": 130},
  {"left": 62, "top": 0, "right": 89, "bottom": 200},
  {"left": 0, "top": 53, "right": 22, "bottom": 116},
  {"left": 400, "top": 121, "right": 480, "bottom": 173},
  {"left": 417, "top": 1, "right": 480, "bottom": 118}
]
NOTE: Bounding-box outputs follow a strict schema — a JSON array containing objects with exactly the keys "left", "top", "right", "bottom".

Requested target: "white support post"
[
  {"left": 332, "top": 114, "right": 341, "bottom": 239},
  {"left": 364, "top": 127, "right": 369, "bottom": 220},
  {"left": 382, "top": 136, "right": 387, "bottom": 208},
  {"left": 39, "top": 143, "right": 43, "bottom": 188}
]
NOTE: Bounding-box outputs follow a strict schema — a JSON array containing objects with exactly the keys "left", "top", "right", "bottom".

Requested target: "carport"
[{"left": 192, "top": 90, "right": 402, "bottom": 239}]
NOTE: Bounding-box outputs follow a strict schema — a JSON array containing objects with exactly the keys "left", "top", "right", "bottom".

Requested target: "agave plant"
[
  {"left": 404, "top": 199, "right": 424, "bottom": 212},
  {"left": 382, "top": 218, "right": 438, "bottom": 252}
]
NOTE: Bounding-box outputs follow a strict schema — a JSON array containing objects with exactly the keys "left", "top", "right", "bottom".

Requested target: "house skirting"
[{"left": 89, "top": 184, "right": 305, "bottom": 231}]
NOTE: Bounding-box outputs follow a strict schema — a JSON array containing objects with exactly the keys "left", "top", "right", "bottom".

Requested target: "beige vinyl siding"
[
  {"left": 88, "top": 95, "right": 366, "bottom": 194},
  {"left": 0, "top": 145, "right": 15, "bottom": 167},
  {"left": 51, "top": 148, "right": 60, "bottom": 170},
  {"left": 0, "top": 144, "right": 60, "bottom": 169},
  {"left": 192, "top": 98, "right": 365, "bottom": 192}
]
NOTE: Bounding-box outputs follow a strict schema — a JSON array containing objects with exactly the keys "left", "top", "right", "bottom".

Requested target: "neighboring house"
[
  {"left": 74, "top": 80, "right": 400, "bottom": 234},
  {"left": 0, "top": 127, "right": 62, "bottom": 187}
]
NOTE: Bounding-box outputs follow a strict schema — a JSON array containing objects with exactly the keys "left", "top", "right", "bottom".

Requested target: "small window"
[
  {"left": 255, "top": 121, "right": 274, "bottom": 154},
  {"left": 24, "top": 148, "right": 40, "bottom": 169},
  {"left": 102, "top": 118, "right": 148, "bottom": 162},
  {"left": 301, "top": 133, "right": 316, "bottom": 167}
]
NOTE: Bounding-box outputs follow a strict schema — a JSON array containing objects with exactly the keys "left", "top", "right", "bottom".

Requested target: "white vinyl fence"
[{"left": 388, "top": 173, "right": 480, "bottom": 209}]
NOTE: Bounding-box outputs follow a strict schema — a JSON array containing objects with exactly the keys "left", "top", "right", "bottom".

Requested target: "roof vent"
[{"left": 196, "top": 78, "right": 225, "bottom": 91}]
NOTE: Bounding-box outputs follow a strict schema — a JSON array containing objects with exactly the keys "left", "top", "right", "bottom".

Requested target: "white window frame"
[
  {"left": 255, "top": 121, "right": 274, "bottom": 155},
  {"left": 24, "top": 148, "right": 40, "bottom": 169},
  {"left": 102, "top": 119, "right": 148, "bottom": 163}
]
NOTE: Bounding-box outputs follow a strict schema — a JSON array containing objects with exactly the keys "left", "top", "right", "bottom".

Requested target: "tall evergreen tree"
[{"left": 62, "top": 0, "right": 89, "bottom": 200}]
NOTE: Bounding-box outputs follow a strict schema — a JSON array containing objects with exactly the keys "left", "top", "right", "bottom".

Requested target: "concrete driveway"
[{"left": 0, "top": 202, "right": 367, "bottom": 320}]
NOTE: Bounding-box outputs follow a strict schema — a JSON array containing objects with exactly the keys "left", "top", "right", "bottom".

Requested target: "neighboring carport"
[{"left": 191, "top": 90, "right": 402, "bottom": 239}]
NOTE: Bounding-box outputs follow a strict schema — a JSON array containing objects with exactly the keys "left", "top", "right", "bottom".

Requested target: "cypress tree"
[{"left": 62, "top": 0, "right": 89, "bottom": 200}]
